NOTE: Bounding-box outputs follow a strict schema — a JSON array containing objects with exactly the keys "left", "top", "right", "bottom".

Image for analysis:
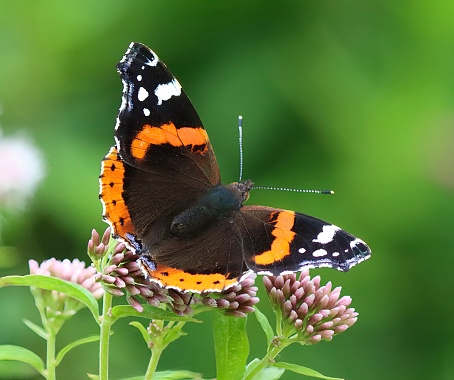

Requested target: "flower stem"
[
  {"left": 144, "top": 345, "right": 163, "bottom": 380},
  {"left": 143, "top": 320, "right": 186, "bottom": 379},
  {"left": 99, "top": 291, "right": 113, "bottom": 380},
  {"left": 46, "top": 330, "right": 57, "bottom": 380}
]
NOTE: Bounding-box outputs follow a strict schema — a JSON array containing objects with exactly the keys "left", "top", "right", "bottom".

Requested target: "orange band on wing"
[
  {"left": 99, "top": 146, "right": 135, "bottom": 239},
  {"left": 253, "top": 211, "right": 296, "bottom": 265},
  {"left": 147, "top": 264, "right": 238, "bottom": 293},
  {"left": 130, "top": 123, "right": 209, "bottom": 159}
]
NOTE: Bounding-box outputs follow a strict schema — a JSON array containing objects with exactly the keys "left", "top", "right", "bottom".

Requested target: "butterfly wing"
[
  {"left": 237, "top": 206, "right": 371, "bottom": 274},
  {"left": 100, "top": 42, "right": 220, "bottom": 252}
]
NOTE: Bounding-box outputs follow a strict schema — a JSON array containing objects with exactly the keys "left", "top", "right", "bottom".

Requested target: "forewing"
[{"left": 100, "top": 43, "right": 221, "bottom": 250}]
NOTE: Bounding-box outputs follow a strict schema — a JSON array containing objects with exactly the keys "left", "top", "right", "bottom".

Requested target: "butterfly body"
[{"left": 99, "top": 42, "right": 371, "bottom": 293}]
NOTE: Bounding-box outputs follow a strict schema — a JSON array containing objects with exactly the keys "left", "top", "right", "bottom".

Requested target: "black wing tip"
[{"left": 117, "top": 42, "right": 158, "bottom": 74}]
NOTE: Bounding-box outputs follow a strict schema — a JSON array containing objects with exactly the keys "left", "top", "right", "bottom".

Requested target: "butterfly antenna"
[
  {"left": 253, "top": 185, "right": 334, "bottom": 195},
  {"left": 238, "top": 115, "right": 244, "bottom": 182},
  {"left": 238, "top": 115, "right": 332, "bottom": 195}
]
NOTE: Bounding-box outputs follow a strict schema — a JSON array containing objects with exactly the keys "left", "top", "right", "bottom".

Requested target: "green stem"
[
  {"left": 144, "top": 345, "right": 163, "bottom": 380},
  {"left": 99, "top": 291, "right": 114, "bottom": 380},
  {"left": 144, "top": 320, "right": 186, "bottom": 379},
  {"left": 46, "top": 329, "right": 57, "bottom": 380},
  {"left": 275, "top": 310, "right": 283, "bottom": 337}
]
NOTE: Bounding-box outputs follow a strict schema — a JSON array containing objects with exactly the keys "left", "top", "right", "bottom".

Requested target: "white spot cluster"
[
  {"left": 312, "top": 224, "right": 340, "bottom": 244},
  {"left": 155, "top": 79, "right": 182, "bottom": 106}
]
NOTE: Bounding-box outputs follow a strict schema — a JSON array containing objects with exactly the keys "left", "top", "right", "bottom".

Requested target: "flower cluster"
[
  {"left": 89, "top": 228, "right": 259, "bottom": 317},
  {"left": 28, "top": 257, "right": 104, "bottom": 327},
  {"left": 263, "top": 269, "right": 358, "bottom": 344},
  {"left": 29, "top": 257, "right": 104, "bottom": 299}
]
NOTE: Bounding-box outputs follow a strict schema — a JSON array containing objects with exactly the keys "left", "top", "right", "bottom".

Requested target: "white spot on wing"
[
  {"left": 298, "top": 247, "right": 306, "bottom": 254},
  {"left": 312, "top": 225, "right": 340, "bottom": 244},
  {"left": 332, "top": 252, "right": 340, "bottom": 257},
  {"left": 313, "top": 249, "right": 328, "bottom": 257},
  {"left": 137, "top": 75, "right": 142, "bottom": 81},
  {"left": 155, "top": 79, "right": 182, "bottom": 105},
  {"left": 143, "top": 108, "right": 150, "bottom": 116},
  {"left": 138, "top": 87, "right": 149, "bottom": 101}
]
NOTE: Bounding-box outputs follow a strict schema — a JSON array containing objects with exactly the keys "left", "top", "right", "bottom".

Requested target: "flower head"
[
  {"left": 263, "top": 269, "right": 358, "bottom": 344},
  {"left": 28, "top": 258, "right": 103, "bottom": 328},
  {"left": 29, "top": 258, "right": 103, "bottom": 299},
  {"left": 93, "top": 236, "right": 174, "bottom": 312}
]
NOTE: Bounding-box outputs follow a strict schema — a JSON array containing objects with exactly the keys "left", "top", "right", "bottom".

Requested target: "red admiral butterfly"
[{"left": 99, "top": 42, "right": 371, "bottom": 293}]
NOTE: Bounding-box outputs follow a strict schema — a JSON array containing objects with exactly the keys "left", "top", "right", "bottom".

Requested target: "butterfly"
[{"left": 99, "top": 42, "right": 371, "bottom": 293}]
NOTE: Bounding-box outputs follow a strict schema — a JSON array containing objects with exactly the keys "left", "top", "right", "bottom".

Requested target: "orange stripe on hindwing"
[
  {"left": 253, "top": 211, "right": 296, "bottom": 265},
  {"left": 99, "top": 146, "right": 135, "bottom": 238},
  {"left": 130, "top": 123, "right": 209, "bottom": 160},
  {"left": 143, "top": 264, "right": 238, "bottom": 293}
]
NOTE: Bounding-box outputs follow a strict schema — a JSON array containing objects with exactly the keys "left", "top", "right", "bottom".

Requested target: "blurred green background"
[{"left": 0, "top": 1, "right": 453, "bottom": 379}]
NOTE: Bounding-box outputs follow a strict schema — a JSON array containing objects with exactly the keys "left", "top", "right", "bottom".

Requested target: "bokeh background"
[{"left": 0, "top": 1, "right": 453, "bottom": 379}]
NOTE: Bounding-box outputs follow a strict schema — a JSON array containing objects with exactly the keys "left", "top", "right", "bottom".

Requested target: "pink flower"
[
  {"left": 29, "top": 258, "right": 103, "bottom": 299},
  {"left": 264, "top": 269, "right": 358, "bottom": 344}
]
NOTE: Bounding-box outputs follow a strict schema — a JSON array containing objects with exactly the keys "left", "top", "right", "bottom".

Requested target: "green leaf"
[
  {"left": 243, "top": 358, "right": 285, "bottom": 380},
  {"left": 23, "top": 319, "right": 48, "bottom": 340},
  {"left": 116, "top": 370, "right": 202, "bottom": 380},
  {"left": 273, "top": 362, "right": 343, "bottom": 380},
  {"left": 212, "top": 312, "right": 249, "bottom": 380},
  {"left": 129, "top": 321, "right": 151, "bottom": 345},
  {"left": 251, "top": 367, "right": 285, "bottom": 380},
  {"left": 55, "top": 335, "right": 100, "bottom": 366},
  {"left": 110, "top": 304, "right": 200, "bottom": 323},
  {"left": 244, "top": 358, "right": 261, "bottom": 378},
  {"left": 152, "top": 370, "right": 203, "bottom": 379},
  {"left": 0, "top": 275, "right": 100, "bottom": 321},
  {"left": 254, "top": 306, "right": 275, "bottom": 343},
  {"left": 0, "top": 345, "right": 45, "bottom": 376}
]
